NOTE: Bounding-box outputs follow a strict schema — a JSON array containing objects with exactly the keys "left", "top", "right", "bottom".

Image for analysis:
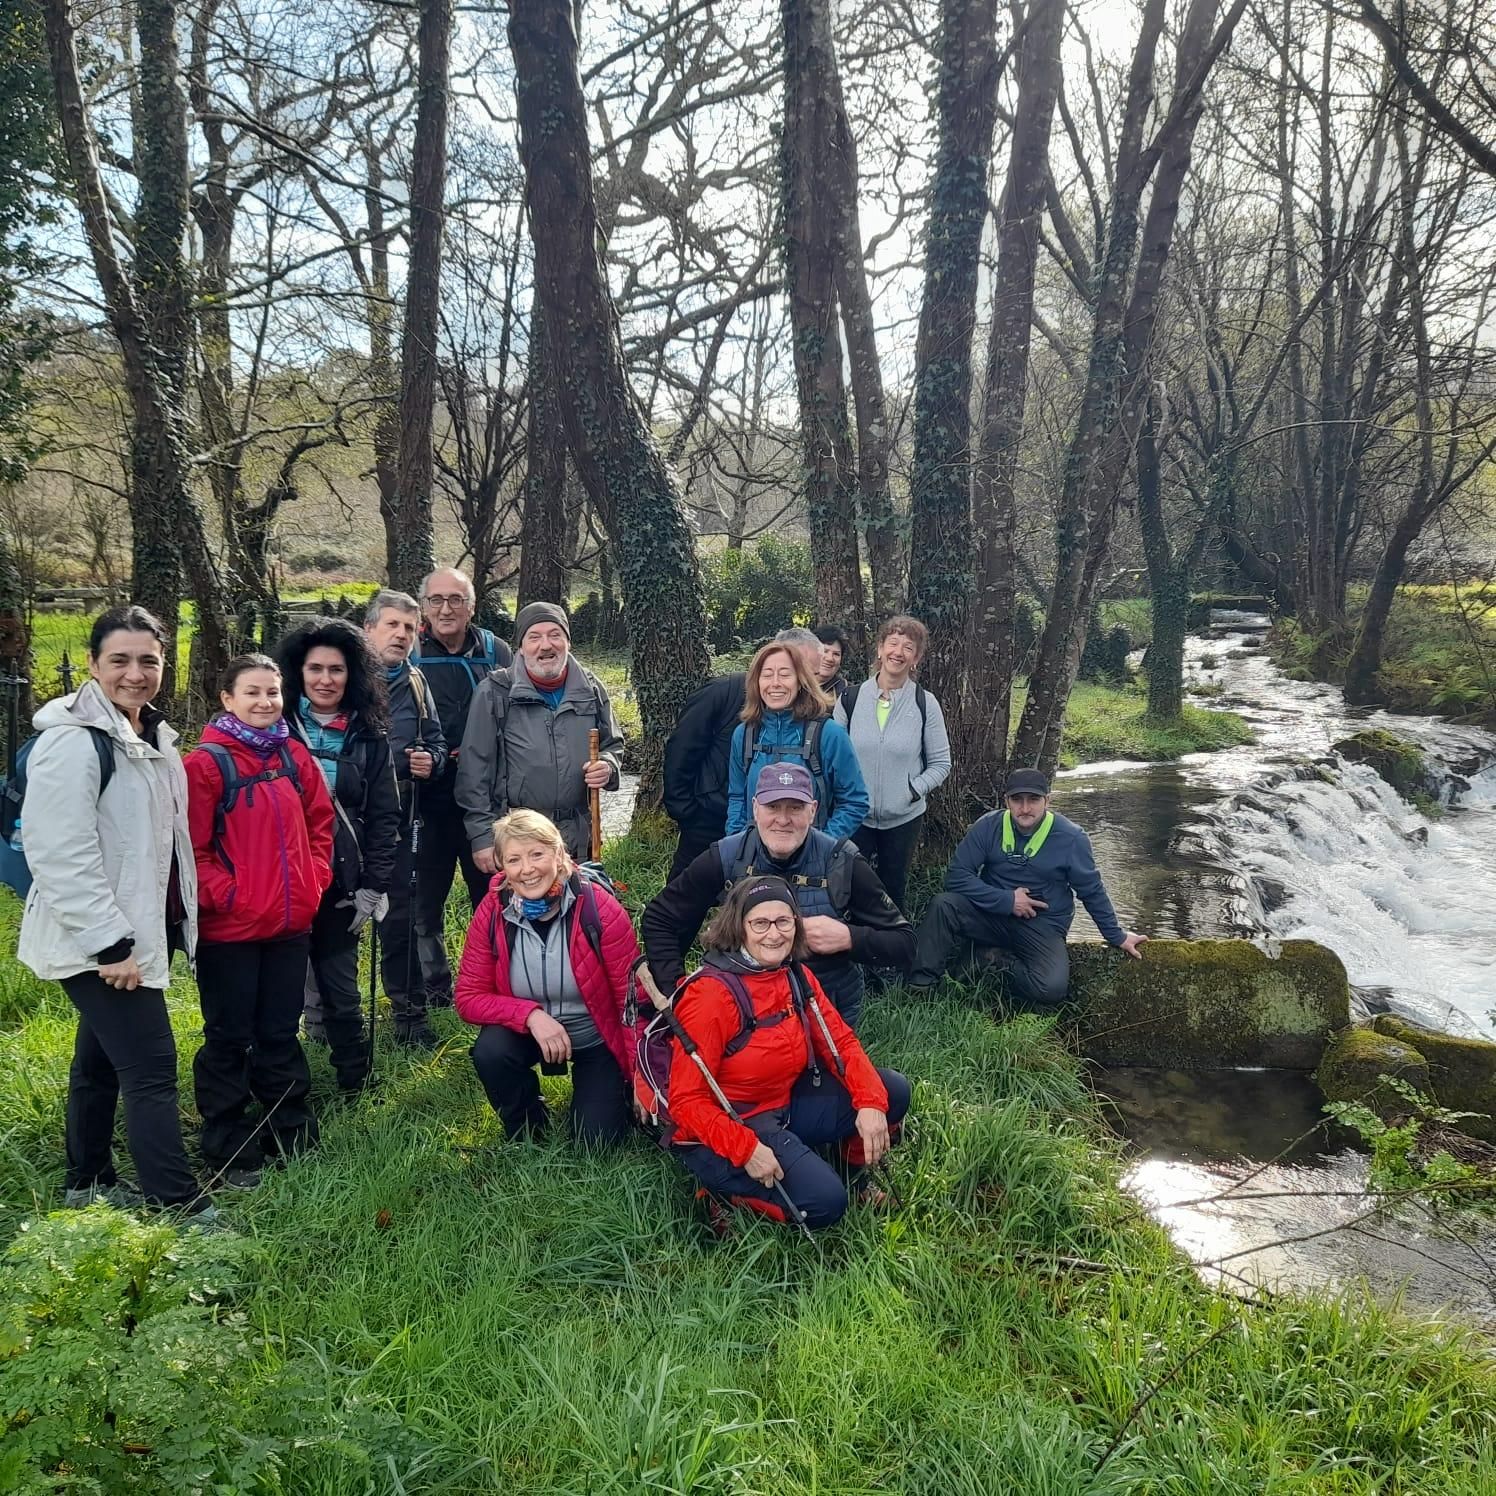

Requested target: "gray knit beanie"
[{"left": 514, "top": 601, "right": 571, "bottom": 642}]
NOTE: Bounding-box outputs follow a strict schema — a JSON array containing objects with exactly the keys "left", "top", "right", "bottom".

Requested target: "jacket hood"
[{"left": 33, "top": 680, "right": 177, "bottom": 750}]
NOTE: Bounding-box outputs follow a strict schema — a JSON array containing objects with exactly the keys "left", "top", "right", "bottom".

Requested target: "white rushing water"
[{"left": 1181, "top": 617, "right": 1496, "bottom": 1038}]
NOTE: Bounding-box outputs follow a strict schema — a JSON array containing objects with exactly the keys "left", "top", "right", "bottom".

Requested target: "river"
[{"left": 1067, "top": 612, "right": 1496, "bottom": 1322}]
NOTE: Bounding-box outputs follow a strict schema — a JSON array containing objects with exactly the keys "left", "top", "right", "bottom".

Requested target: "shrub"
[{"left": 702, "top": 537, "right": 815, "bottom": 649}]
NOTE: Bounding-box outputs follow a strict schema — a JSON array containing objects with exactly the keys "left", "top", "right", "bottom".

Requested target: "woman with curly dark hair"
[{"left": 276, "top": 618, "right": 400, "bottom": 1093}]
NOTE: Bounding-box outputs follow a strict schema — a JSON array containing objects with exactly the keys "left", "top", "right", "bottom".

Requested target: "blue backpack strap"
[{"left": 477, "top": 628, "right": 497, "bottom": 669}]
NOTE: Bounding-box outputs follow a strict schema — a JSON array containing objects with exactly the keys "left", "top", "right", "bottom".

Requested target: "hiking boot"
[
  {"left": 218, "top": 1166, "right": 263, "bottom": 1191},
  {"left": 168, "top": 1196, "right": 229, "bottom": 1232},
  {"left": 64, "top": 1181, "right": 144, "bottom": 1210},
  {"left": 696, "top": 1189, "right": 735, "bottom": 1240},
  {"left": 395, "top": 1021, "right": 438, "bottom": 1050},
  {"left": 426, "top": 988, "right": 454, "bottom": 1011}
]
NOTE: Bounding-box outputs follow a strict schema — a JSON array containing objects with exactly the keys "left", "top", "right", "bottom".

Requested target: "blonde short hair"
[{"left": 492, "top": 809, "right": 573, "bottom": 873}]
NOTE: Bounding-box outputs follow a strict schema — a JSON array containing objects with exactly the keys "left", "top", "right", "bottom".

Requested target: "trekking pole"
[
  {"left": 366, "top": 916, "right": 379, "bottom": 1081},
  {"left": 588, "top": 727, "right": 603, "bottom": 862},
  {"left": 404, "top": 727, "right": 424, "bottom": 1021},
  {"left": 663, "top": 1008, "right": 816, "bottom": 1245}
]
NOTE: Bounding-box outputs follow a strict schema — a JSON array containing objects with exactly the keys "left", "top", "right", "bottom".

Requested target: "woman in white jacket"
[{"left": 17, "top": 606, "right": 208, "bottom": 1213}]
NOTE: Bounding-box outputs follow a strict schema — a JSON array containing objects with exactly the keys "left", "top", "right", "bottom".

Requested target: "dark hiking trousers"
[
  {"left": 470, "top": 1025, "right": 632, "bottom": 1145},
  {"left": 676, "top": 1067, "right": 912, "bottom": 1231},
  {"left": 307, "top": 893, "right": 369, "bottom": 1090},
  {"left": 669, "top": 811, "right": 726, "bottom": 882},
  {"left": 61, "top": 972, "right": 201, "bottom": 1207},
  {"left": 852, "top": 815, "right": 924, "bottom": 916},
  {"left": 194, "top": 935, "right": 318, "bottom": 1171},
  {"left": 381, "top": 831, "right": 445, "bottom": 1029},
  {"left": 911, "top": 891, "right": 1071, "bottom": 1010},
  {"left": 415, "top": 795, "right": 490, "bottom": 1001}
]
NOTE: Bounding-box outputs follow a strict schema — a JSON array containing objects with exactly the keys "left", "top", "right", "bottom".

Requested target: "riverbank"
[
  {"left": 4, "top": 837, "right": 1495, "bottom": 1490},
  {"left": 1272, "top": 582, "right": 1496, "bottom": 724}
]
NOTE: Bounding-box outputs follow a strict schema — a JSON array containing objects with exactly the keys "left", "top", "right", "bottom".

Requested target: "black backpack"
[
  {"left": 198, "top": 742, "right": 303, "bottom": 876},
  {"left": 740, "top": 717, "right": 828, "bottom": 802},
  {"left": 842, "top": 681, "right": 929, "bottom": 771},
  {"left": 0, "top": 728, "right": 116, "bottom": 897}
]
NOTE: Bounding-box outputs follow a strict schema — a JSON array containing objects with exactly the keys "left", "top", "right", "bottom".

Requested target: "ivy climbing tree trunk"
[
  {"left": 389, "top": 0, "right": 452, "bottom": 594},
  {"left": 44, "top": 0, "right": 230, "bottom": 700},
  {"left": 963, "top": 0, "right": 1065, "bottom": 812},
  {"left": 516, "top": 287, "right": 568, "bottom": 606},
  {"left": 905, "top": 0, "right": 1000, "bottom": 712},
  {"left": 781, "top": 0, "right": 865, "bottom": 659},
  {"left": 508, "top": 0, "right": 710, "bottom": 796}
]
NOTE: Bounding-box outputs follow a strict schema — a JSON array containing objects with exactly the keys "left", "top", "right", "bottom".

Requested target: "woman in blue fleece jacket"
[{"left": 725, "top": 641, "right": 869, "bottom": 841}]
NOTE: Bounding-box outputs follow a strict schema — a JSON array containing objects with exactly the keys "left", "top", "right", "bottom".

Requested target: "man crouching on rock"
[{"left": 908, "top": 768, "right": 1147, "bottom": 1009}]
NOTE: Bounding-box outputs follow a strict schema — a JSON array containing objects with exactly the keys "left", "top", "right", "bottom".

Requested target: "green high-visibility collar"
[{"left": 1001, "top": 809, "right": 1054, "bottom": 858}]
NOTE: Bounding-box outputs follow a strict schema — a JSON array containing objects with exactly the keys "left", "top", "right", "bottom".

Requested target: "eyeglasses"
[
  {"left": 745, "top": 915, "right": 796, "bottom": 935},
  {"left": 423, "top": 594, "right": 471, "bottom": 611}
]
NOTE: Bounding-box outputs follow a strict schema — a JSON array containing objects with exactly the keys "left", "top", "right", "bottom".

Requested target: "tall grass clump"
[{"left": 1, "top": 827, "right": 1494, "bottom": 1490}]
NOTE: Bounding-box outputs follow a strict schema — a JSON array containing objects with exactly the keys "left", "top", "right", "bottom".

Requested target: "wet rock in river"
[
  {"left": 1068, "top": 938, "right": 1350, "bottom": 1070},
  {"left": 1372, "top": 1014, "right": 1496, "bottom": 1142},
  {"left": 1331, "top": 728, "right": 1439, "bottom": 805},
  {"left": 1315, "top": 1025, "right": 1431, "bottom": 1119}
]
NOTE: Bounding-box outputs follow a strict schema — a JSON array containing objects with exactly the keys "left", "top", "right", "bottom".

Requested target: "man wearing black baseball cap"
[
  {"left": 640, "top": 762, "right": 913, "bottom": 1029},
  {"left": 908, "top": 767, "right": 1146, "bottom": 1007}
]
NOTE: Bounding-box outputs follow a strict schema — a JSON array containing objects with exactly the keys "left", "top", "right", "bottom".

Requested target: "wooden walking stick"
[{"left": 588, "top": 727, "right": 603, "bottom": 861}]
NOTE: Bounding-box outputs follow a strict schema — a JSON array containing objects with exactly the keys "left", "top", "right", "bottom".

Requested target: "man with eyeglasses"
[
  {"left": 411, "top": 568, "right": 513, "bottom": 1009},
  {"left": 639, "top": 763, "right": 912, "bottom": 1030},
  {"left": 908, "top": 768, "right": 1147, "bottom": 1009}
]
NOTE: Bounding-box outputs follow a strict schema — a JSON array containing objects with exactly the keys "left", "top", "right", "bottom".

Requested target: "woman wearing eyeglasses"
[{"left": 661, "top": 875, "right": 910, "bottom": 1232}]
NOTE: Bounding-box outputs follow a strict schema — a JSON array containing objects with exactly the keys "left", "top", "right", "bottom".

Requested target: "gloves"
[{"left": 349, "top": 887, "right": 389, "bottom": 933}]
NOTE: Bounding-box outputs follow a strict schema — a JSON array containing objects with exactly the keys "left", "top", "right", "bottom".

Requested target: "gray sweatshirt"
[{"left": 834, "top": 678, "right": 952, "bottom": 829}]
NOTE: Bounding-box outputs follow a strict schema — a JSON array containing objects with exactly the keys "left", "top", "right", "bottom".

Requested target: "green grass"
[
  {"left": 1057, "top": 682, "right": 1254, "bottom": 766},
  {"left": 3, "top": 828, "right": 1495, "bottom": 1490}
]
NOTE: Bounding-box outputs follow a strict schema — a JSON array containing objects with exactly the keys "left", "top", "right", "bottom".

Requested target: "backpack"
[
  {"left": 416, "top": 629, "right": 501, "bottom": 692},
  {"left": 0, "top": 728, "right": 115, "bottom": 897},
  {"left": 741, "top": 717, "right": 828, "bottom": 804},
  {"left": 632, "top": 959, "right": 835, "bottom": 1146},
  {"left": 199, "top": 742, "right": 303, "bottom": 877},
  {"left": 719, "top": 829, "right": 859, "bottom": 919},
  {"left": 486, "top": 864, "right": 610, "bottom": 967},
  {"left": 843, "top": 680, "right": 929, "bottom": 772}
]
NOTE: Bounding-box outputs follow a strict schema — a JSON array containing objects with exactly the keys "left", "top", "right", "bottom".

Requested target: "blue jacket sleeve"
[
  {"left": 1066, "top": 827, "right": 1126, "bottom": 945},
  {"left": 725, "top": 724, "right": 748, "bottom": 835},
  {"left": 944, "top": 817, "right": 1014, "bottom": 917},
  {"left": 820, "top": 720, "right": 870, "bottom": 838}
]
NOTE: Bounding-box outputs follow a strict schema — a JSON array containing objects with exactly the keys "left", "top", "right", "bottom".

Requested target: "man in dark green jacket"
[{"left": 910, "top": 768, "right": 1147, "bottom": 1008}]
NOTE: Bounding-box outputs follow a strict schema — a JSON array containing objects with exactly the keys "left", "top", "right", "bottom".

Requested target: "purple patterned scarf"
[{"left": 210, "top": 710, "right": 289, "bottom": 757}]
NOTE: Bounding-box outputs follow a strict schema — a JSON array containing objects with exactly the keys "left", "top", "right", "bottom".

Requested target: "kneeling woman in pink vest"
[
  {"left": 662, "top": 876, "right": 910, "bottom": 1231},
  {"left": 454, "top": 809, "right": 638, "bottom": 1144}
]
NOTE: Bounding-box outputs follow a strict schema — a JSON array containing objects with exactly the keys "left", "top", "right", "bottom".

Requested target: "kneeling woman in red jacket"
[
  {"left": 186, "top": 654, "right": 334, "bottom": 1187},
  {"left": 667, "top": 876, "right": 911, "bottom": 1230},
  {"left": 455, "top": 809, "right": 638, "bottom": 1144}
]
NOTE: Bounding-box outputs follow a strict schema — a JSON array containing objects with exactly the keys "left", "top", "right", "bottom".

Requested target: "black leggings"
[
  {"left": 852, "top": 816, "right": 924, "bottom": 914},
  {"left": 60, "top": 972, "right": 201, "bottom": 1206},
  {"left": 470, "top": 1025, "right": 632, "bottom": 1145}
]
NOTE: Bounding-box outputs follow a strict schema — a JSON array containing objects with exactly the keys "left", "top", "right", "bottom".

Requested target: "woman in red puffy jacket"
[
  {"left": 185, "top": 654, "right": 333, "bottom": 1187},
  {"left": 666, "top": 875, "right": 911, "bottom": 1231},
  {"left": 455, "top": 808, "right": 638, "bottom": 1144}
]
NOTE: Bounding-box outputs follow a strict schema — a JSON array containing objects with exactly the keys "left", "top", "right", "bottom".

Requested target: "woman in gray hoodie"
[{"left": 833, "top": 615, "right": 952, "bottom": 912}]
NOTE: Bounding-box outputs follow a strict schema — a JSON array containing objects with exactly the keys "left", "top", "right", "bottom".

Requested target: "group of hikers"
[{"left": 14, "top": 580, "right": 1141, "bottom": 1232}]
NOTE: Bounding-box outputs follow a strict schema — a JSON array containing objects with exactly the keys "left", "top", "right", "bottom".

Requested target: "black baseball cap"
[{"left": 1004, "top": 768, "right": 1050, "bottom": 797}]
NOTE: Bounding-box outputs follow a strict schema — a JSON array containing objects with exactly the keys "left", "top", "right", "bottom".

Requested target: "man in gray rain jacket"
[{"left": 456, "top": 602, "right": 624, "bottom": 865}]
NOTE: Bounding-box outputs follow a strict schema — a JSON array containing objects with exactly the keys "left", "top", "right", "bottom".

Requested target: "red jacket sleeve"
[
  {"left": 184, "top": 750, "right": 232, "bottom": 913},
  {"left": 804, "top": 968, "right": 889, "bottom": 1113},
  {"left": 291, "top": 740, "right": 335, "bottom": 894},
  {"left": 667, "top": 978, "right": 760, "bottom": 1168},
  {"left": 454, "top": 892, "right": 542, "bottom": 1031}
]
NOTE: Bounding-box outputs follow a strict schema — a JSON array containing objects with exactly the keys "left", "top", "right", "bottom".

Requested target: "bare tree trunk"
[
  {"left": 905, "top": 0, "right": 1000, "bottom": 710},
  {"left": 389, "top": 0, "right": 452, "bottom": 594},
  {"left": 964, "top": 0, "right": 1065, "bottom": 810},
  {"left": 508, "top": 0, "right": 710, "bottom": 793},
  {"left": 780, "top": 0, "right": 865, "bottom": 657}
]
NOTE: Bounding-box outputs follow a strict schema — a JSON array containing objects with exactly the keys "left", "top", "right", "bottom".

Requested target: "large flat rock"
[{"left": 1070, "top": 938, "right": 1350, "bottom": 1069}]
